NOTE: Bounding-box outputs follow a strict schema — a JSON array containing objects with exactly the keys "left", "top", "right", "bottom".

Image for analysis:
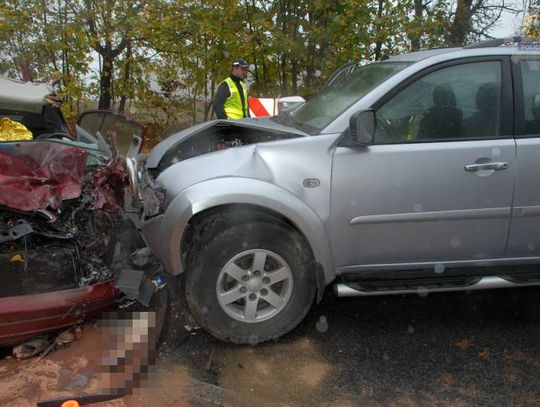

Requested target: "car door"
[
  {"left": 76, "top": 110, "right": 148, "bottom": 156},
  {"left": 505, "top": 56, "right": 540, "bottom": 258},
  {"left": 330, "top": 57, "right": 516, "bottom": 272}
]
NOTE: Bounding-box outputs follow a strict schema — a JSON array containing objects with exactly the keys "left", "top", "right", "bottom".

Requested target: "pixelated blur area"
[{"left": 95, "top": 311, "right": 158, "bottom": 397}]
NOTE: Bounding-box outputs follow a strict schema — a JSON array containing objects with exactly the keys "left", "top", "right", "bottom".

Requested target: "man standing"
[{"left": 213, "top": 59, "right": 250, "bottom": 120}]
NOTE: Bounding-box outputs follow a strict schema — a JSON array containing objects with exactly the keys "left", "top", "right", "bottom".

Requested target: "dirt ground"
[{"left": 2, "top": 286, "right": 540, "bottom": 407}]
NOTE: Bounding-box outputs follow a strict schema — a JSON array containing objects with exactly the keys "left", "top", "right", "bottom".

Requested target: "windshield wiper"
[{"left": 273, "top": 109, "right": 297, "bottom": 128}]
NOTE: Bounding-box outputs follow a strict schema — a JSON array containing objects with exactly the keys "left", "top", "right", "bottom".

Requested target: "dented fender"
[{"left": 139, "top": 177, "right": 335, "bottom": 285}]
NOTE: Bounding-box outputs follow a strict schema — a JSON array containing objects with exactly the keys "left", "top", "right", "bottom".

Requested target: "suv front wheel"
[{"left": 185, "top": 220, "right": 316, "bottom": 344}]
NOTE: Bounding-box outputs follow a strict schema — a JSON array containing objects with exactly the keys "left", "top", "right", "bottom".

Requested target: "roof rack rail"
[{"left": 464, "top": 36, "right": 522, "bottom": 49}]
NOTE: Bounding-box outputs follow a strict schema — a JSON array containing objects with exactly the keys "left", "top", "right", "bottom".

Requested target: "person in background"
[{"left": 213, "top": 59, "right": 251, "bottom": 120}]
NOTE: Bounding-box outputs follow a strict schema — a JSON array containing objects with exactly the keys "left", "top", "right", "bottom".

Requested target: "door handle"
[{"left": 464, "top": 162, "right": 508, "bottom": 172}]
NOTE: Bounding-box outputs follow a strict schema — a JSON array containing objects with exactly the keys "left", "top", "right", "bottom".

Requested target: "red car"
[{"left": 0, "top": 76, "right": 150, "bottom": 346}]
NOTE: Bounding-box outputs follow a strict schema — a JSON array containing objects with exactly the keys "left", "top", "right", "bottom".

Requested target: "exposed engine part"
[
  {"left": 34, "top": 209, "right": 57, "bottom": 223},
  {"left": 158, "top": 122, "right": 298, "bottom": 171},
  {"left": 0, "top": 238, "right": 82, "bottom": 297},
  {"left": 0, "top": 219, "right": 33, "bottom": 243},
  {"left": 115, "top": 268, "right": 145, "bottom": 300},
  {"left": 114, "top": 268, "right": 165, "bottom": 307},
  {"left": 0, "top": 149, "right": 129, "bottom": 298},
  {"left": 140, "top": 183, "right": 165, "bottom": 219},
  {"left": 131, "top": 247, "right": 154, "bottom": 268}
]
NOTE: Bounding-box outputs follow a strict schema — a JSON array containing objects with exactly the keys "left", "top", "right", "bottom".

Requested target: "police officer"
[{"left": 213, "top": 59, "right": 250, "bottom": 120}]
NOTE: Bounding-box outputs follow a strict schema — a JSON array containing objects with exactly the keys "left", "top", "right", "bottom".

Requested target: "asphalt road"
[
  {"left": 159, "top": 285, "right": 540, "bottom": 406},
  {"left": 2, "top": 285, "right": 540, "bottom": 406}
]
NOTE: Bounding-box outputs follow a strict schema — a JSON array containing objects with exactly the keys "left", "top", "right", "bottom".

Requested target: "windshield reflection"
[{"left": 276, "top": 62, "right": 410, "bottom": 134}]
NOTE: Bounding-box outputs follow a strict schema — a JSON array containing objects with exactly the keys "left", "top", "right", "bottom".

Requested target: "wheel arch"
[{"left": 147, "top": 177, "right": 334, "bottom": 301}]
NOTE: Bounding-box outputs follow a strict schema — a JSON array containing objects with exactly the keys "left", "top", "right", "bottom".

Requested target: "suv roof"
[
  {"left": 387, "top": 48, "right": 460, "bottom": 62},
  {"left": 388, "top": 37, "right": 540, "bottom": 63}
]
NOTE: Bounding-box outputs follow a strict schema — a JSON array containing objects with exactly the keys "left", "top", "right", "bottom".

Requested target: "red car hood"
[{"left": 0, "top": 141, "right": 88, "bottom": 212}]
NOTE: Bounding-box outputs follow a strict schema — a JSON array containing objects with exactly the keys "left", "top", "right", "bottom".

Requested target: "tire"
[{"left": 185, "top": 219, "right": 316, "bottom": 344}]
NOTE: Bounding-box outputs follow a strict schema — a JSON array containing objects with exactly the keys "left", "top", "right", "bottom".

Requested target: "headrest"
[
  {"left": 432, "top": 84, "right": 456, "bottom": 107},
  {"left": 476, "top": 82, "right": 499, "bottom": 111}
]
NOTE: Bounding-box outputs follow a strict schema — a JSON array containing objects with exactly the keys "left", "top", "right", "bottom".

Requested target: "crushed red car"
[{"left": 0, "top": 76, "right": 156, "bottom": 346}]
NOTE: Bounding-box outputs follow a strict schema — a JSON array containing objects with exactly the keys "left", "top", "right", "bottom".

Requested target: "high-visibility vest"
[{"left": 222, "top": 77, "right": 249, "bottom": 119}]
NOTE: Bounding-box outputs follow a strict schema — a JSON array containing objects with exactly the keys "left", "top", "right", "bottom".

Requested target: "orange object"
[{"left": 61, "top": 400, "right": 80, "bottom": 407}]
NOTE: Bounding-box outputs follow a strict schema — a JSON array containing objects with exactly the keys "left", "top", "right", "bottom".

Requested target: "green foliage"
[{"left": 0, "top": 0, "right": 518, "bottom": 135}]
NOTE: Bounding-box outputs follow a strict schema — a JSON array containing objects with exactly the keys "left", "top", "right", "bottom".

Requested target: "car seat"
[
  {"left": 525, "top": 94, "right": 540, "bottom": 134},
  {"left": 418, "top": 83, "right": 463, "bottom": 140},
  {"left": 465, "top": 82, "right": 500, "bottom": 139}
]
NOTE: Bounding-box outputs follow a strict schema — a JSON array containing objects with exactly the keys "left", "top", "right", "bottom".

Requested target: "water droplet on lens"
[
  {"left": 434, "top": 263, "right": 445, "bottom": 274},
  {"left": 450, "top": 237, "right": 462, "bottom": 248},
  {"left": 316, "top": 315, "right": 328, "bottom": 333},
  {"left": 417, "top": 287, "right": 429, "bottom": 298}
]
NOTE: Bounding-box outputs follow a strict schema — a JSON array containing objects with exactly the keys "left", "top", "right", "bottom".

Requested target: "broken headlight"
[{"left": 141, "top": 182, "right": 166, "bottom": 218}]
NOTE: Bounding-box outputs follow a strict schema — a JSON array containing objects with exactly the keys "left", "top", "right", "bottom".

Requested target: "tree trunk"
[
  {"left": 118, "top": 41, "right": 133, "bottom": 113},
  {"left": 118, "top": 41, "right": 132, "bottom": 113},
  {"left": 374, "top": 0, "right": 385, "bottom": 60},
  {"left": 411, "top": 0, "right": 423, "bottom": 51},
  {"left": 290, "top": 0, "right": 299, "bottom": 94},
  {"left": 448, "top": 0, "right": 474, "bottom": 46},
  {"left": 291, "top": 59, "right": 298, "bottom": 94},
  {"left": 279, "top": 0, "right": 288, "bottom": 95},
  {"left": 99, "top": 47, "right": 114, "bottom": 110}
]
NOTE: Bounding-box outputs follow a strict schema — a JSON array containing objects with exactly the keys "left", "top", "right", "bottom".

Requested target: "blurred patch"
[
  {"left": 36, "top": 311, "right": 161, "bottom": 407},
  {"left": 97, "top": 311, "right": 158, "bottom": 396}
]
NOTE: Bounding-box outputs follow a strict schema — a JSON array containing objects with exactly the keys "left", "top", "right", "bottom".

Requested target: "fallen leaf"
[
  {"left": 478, "top": 349, "right": 490, "bottom": 360},
  {"left": 9, "top": 254, "right": 24, "bottom": 263},
  {"left": 454, "top": 338, "right": 473, "bottom": 350}
]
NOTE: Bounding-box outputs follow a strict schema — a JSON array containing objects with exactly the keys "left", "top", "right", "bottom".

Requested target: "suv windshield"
[{"left": 277, "top": 61, "right": 410, "bottom": 134}]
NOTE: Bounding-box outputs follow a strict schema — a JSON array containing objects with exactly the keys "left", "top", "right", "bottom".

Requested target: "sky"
[{"left": 489, "top": 5, "right": 527, "bottom": 38}]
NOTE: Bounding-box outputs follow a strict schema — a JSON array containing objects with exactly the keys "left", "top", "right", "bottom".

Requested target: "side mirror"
[
  {"left": 277, "top": 96, "right": 306, "bottom": 113},
  {"left": 349, "top": 110, "right": 375, "bottom": 146}
]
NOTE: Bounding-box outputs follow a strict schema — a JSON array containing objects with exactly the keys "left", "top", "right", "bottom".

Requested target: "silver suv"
[{"left": 136, "top": 38, "right": 540, "bottom": 343}]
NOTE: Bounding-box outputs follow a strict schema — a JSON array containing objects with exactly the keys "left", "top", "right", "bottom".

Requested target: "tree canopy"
[{"left": 0, "top": 0, "right": 523, "bottom": 136}]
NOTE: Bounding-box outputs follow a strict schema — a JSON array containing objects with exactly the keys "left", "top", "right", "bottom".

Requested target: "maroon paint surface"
[
  {"left": 0, "top": 281, "right": 118, "bottom": 346},
  {"left": 0, "top": 141, "right": 87, "bottom": 212}
]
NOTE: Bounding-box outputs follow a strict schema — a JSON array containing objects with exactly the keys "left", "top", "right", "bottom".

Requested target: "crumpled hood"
[
  {"left": 145, "top": 117, "right": 308, "bottom": 169},
  {"left": 154, "top": 132, "right": 338, "bottom": 213},
  {"left": 156, "top": 143, "right": 273, "bottom": 204},
  {"left": 0, "top": 141, "right": 88, "bottom": 211}
]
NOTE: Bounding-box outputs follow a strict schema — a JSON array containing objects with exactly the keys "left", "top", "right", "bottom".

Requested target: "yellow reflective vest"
[{"left": 222, "top": 77, "right": 249, "bottom": 119}]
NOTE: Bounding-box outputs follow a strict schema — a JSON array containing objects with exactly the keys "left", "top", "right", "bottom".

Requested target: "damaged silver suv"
[{"left": 137, "top": 38, "right": 540, "bottom": 344}]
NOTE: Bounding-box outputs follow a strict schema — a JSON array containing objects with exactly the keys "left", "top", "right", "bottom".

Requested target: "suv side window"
[
  {"left": 375, "top": 61, "right": 502, "bottom": 144},
  {"left": 519, "top": 60, "right": 540, "bottom": 135}
]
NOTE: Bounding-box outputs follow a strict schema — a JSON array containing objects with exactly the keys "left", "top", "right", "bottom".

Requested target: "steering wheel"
[
  {"left": 35, "top": 132, "right": 71, "bottom": 140},
  {"left": 376, "top": 115, "right": 418, "bottom": 143}
]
